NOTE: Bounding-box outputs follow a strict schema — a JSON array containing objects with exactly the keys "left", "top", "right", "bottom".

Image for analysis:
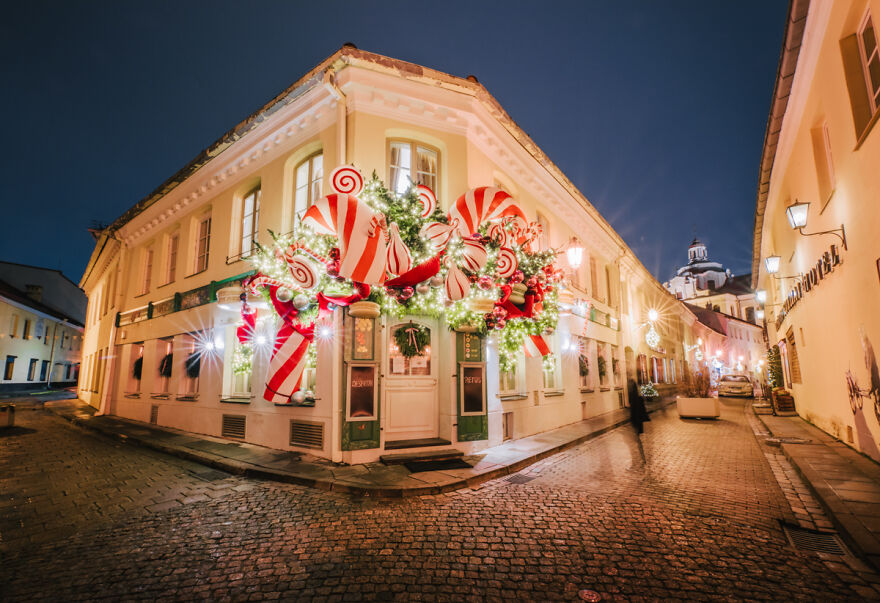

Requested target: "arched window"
[
  {"left": 294, "top": 153, "right": 323, "bottom": 219},
  {"left": 388, "top": 140, "right": 438, "bottom": 195},
  {"left": 240, "top": 187, "right": 260, "bottom": 257}
]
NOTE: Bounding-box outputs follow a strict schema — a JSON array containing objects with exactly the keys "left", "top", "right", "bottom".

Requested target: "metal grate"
[
  {"left": 149, "top": 405, "right": 159, "bottom": 425},
  {"left": 290, "top": 420, "right": 324, "bottom": 449},
  {"left": 783, "top": 524, "right": 848, "bottom": 555},
  {"left": 221, "top": 414, "right": 246, "bottom": 439},
  {"left": 505, "top": 474, "right": 536, "bottom": 485}
]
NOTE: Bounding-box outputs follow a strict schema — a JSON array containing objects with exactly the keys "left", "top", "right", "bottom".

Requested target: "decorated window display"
[{"left": 236, "top": 165, "right": 564, "bottom": 405}]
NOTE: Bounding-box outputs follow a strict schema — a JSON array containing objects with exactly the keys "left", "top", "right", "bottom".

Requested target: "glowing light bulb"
[{"left": 647, "top": 309, "right": 659, "bottom": 322}]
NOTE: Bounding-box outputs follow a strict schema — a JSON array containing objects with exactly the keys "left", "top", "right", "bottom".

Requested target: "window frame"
[
  {"left": 387, "top": 139, "right": 439, "bottom": 198},
  {"left": 858, "top": 9, "right": 880, "bottom": 115},
  {"left": 194, "top": 215, "right": 212, "bottom": 274},
  {"left": 294, "top": 152, "right": 324, "bottom": 222},
  {"left": 498, "top": 350, "right": 526, "bottom": 397},
  {"left": 140, "top": 247, "right": 154, "bottom": 295},
  {"left": 165, "top": 232, "right": 179, "bottom": 285},
  {"left": 240, "top": 187, "right": 261, "bottom": 257}
]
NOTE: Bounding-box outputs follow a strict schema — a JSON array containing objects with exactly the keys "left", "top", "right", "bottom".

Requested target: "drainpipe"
[
  {"left": 323, "top": 68, "right": 346, "bottom": 463},
  {"left": 323, "top": 70, "right": 347, "bottom": 164}
]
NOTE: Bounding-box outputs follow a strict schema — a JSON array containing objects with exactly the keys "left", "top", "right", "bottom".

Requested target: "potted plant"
[
  {"left": 578, "top": 355, "right": 590, "bottom": 378},
  {"left": 677, "top": 366, "right": 719, "bottom": 419}
]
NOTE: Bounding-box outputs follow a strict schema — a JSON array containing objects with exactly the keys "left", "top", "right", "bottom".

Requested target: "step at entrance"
[
  {"left": 380, "top": 448, "right": 463, "bottom": 465},
  {"left": 384, "top": 437, "right": 451, "bottom": 450}
]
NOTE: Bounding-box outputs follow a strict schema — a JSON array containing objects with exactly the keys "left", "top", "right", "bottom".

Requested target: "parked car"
[{"left": 717, "top": 374, "right": 754, "bottom": 398}]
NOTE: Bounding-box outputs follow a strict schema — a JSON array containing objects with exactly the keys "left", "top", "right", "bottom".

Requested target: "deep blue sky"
[{"left": 0, "top": 1, "right": 787, "bottom": 286}]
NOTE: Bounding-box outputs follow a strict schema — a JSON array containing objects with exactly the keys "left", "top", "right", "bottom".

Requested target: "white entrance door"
[{"left": 384, "top": 320, "right": 438, "bottom": 442}]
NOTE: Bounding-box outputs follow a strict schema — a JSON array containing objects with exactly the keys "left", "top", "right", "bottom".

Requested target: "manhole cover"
[
  {"left": 505, "top": 474, "right": 536, "bottom": 485},
  {"left": 578, "top": 589, "right": 602, "bottom": 601},
  {"left": 782, "top": 523, "right": 848, "bottom": 555},
  {"left": 765, "top": 437, "right": 811, "bottom": 446}
]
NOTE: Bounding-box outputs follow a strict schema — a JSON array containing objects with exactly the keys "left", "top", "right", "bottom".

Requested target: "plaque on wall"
[
  {"left": 348, "top": 363, "right": 377, "bottom": 419},
  {"left": 460, "top": 363, "right": 486, "bottom": 415}
]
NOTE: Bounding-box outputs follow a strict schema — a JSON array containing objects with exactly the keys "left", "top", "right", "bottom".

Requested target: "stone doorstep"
[
  {"left": 379, "top": 449, "right": 464, "bottom": 465},
  {"left": 47, "top": 399, "right": 672, "bottom": 497}
]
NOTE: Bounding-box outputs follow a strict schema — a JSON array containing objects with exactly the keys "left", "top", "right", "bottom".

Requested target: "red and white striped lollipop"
[
  {"left": 445, "top": 262, "right": 471, "bottom": 301},
  {"left": 330, "top": 165, "right": 365, "bottom": 196},
  {"left": 386, "top": 223, "right": 413, "bottom": 276},
  {"left": 285, "top": 255, "right": 319, "bottom": 290},
  {"left": 416, "top": 184, "right": 437, "bottom": 218},
  {"left": 495, "top": 247, "right": 518, "bottom": 279},
  {"left": 460, "top": 237, "right": 488, "bottom": 272},
  {"left": 448, "top": 187, "right": 528, "bottom": 237}
]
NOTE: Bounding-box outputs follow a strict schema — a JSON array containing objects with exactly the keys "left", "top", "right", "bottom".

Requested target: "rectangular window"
[
  {"left": 4, "top": 356, "right": 15, "bottom": 380},
  {"left": 130, "top": 343, "right": 144, "bottom": 393},
  {"left": 195, "top": 216, "right": 211, "bottom": 273},
  {"left": 389, "top": 140, "right": 438, "bottom": 196},
  {"left": 40, "top": 359, "right": 48, "bottom": 381},
  {"left": 240, "top": 188, "right": 261, "bottom": 257},
  {"left": 499, "top": 354, "right": 523, "bottom": 395},
  {"left": 859, "top": 12, "right": 880, "bottom": 115},
  {"left": 158, "top": 339, "right": 173, "bottom": 393},
  {"left": 23, "top": 319, "right": 31, "bottom": 340},
  {"left": 810, "top": 122, "right": 835, "bottom": 206},
  {"left": 294, "top": 153, "right": 323, "bottom": 219},
  {"left": 141, "top": 248, "right": 154, "bottom": 294},
  {"left": 180, "top": 334, "right": 201, "bottom": 396},
  {"left": 28, "top": 358, "right": 37, "bottom": 381},
  {"left": 590, "top": 256, "right": 599, "bottom": 301},
  {"left": 9, "top": 314, "right": 18, "bottom": 337},
  {"left": 166, "top": 233, "right": 179, "bottom": 284}
]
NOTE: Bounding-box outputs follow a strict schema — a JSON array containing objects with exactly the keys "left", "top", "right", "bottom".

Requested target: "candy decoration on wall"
[
  {"left": 416, "top": 184, "right": 437, "bottom": 218},
  {"left": 448, "top": 187, "right": 528, "bottom": 237},
  {"left": 302, "top": 192, "right": 388, "bottom": 284},
  {"left": 444, "top": 261, "right": 471, "bottom": 301},
  {"left": 488, "top": 222, "right": 513, "bottom": 247},
  {"left": 386, "top": 223, "right": 413, "bottom": 276},
  {"left": 495, "top": 247, "right": 518, "bottom": 279},
  {"left": 330, "top": 165, "right": 365, "bottom": 196},
  {"left": 264, "top": 320, "right": 313, "bottom": 404},
  {"left": 460, "top": 237, "right": 488, "bottom": 272}
]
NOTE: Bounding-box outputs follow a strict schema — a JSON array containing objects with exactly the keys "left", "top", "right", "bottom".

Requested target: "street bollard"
[{"left": 0, "top": 402, "right": 14, "bottom": 428}]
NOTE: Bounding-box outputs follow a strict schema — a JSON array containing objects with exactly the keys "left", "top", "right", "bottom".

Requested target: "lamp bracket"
[{"left": 797, "top": 224, "right": 847, "bottom": 250}]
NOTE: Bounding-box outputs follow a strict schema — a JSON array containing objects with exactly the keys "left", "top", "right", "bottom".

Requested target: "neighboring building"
[
  {"left": 0, "top": 264, "right": 85, "bottom": 390},
  {"left": 685, "top": 304, "right": 767, "bottom": 382},
  {"left": 79, "top": 46, "right": 735, "bottom": 463},
  {"left": 753, "top": 1, "right": 880, "bottom": 458},
  {"left": 665, "top": 239, "right": 761, "bottom": 324}
]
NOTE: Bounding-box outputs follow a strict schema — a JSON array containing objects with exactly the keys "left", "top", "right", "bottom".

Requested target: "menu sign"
[
  {"left": 461, "top": 364, "right": 485, "bottom": 414},
  {"left": 349, "top": 364, "right": 376, "bottom": 418}
]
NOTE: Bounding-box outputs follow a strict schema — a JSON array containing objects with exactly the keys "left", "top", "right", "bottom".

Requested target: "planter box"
[{"left": 677, "top": 396, "right": 720, "bottom": 419}]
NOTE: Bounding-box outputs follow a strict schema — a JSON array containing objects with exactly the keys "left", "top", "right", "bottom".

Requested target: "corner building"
[
  {"left": 754, "top": 1, "right": 880, "bottom": 457},
  {"left": 81, "top": 47, "right": 708, "bottom": 463}
]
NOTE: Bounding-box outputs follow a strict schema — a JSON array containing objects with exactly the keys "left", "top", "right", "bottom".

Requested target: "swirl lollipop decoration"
[
  {"left": 330, "top": 165, "right": 365, "bottom": 196},
  {"left": 416, "top": 184, "right": 437, "bottom": 218},
  {"left": 285, "top": 255, "right": 319, "bottom": 290},
  {"left": 495, "top": 247, "right": 518, "bottom": 279}
]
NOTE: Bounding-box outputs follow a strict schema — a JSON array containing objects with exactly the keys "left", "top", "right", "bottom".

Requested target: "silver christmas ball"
[
  {"left": 416, "top": 282, "right": 431, "bottom": 295},
  {"left": 276, "top": 287, "right": 293, "bottom": 303},
  {"left": 305, "top": 390, "right": 315, "bottom": 400},
  {"left": 291, "top": 391, "right": 306, "bottom": 405},
  {"left": 293, "top": 294, "right": 310, "bottom": 310},
  {"left": 429, "top": 275, "right": 444, "bottom": 287}
]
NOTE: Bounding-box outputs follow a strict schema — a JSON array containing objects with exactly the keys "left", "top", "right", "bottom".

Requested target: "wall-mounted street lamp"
[
  {"left": 764, "top": 255, "right": 802, "bottom": 280},
  {"left": 563, "top": 237, "right": 584, "bottom": 269},
  {"left": 755, "top": 309, "right": 765, "bottom": 320},
  {"left": 785, "top": 200, "right": 847, "bottom": 250},
  {"left": 756, "top": 290, "right": 767, "bottom": 304}
]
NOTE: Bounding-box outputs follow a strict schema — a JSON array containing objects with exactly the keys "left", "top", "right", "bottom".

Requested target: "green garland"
[{"left": 393, "top": 323, "right": 430, "bottom": 358}]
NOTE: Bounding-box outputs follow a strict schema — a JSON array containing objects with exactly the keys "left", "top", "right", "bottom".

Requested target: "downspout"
[
  {"left": 97, "top": 232, "right": 127, "bottom": 416},
  {"left": 323, "top": 68, "right": 346, "bottom": 463}
]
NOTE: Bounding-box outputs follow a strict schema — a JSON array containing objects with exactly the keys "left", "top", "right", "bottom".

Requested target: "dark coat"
[{"left": 627, "top": 381, "right": 651, "bottom": 434}]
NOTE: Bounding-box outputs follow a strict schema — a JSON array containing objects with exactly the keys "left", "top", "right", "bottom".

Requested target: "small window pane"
[
  {"left": 390, "top": 142, "right": 411, "bottom": 194},
  {"left": 864, "top": 19, "right": 877, "bottom": 55},
  {"left": 415, "top": 146, "right": 437, "bottom": 193}
]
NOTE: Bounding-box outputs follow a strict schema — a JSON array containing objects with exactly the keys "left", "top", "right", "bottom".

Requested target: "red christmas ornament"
[
  {"left": 399, "top": 286, "right": 415, "bottom": 301},
  {"left": 510, "top": 270, "right": 525, "bottom": 284}
]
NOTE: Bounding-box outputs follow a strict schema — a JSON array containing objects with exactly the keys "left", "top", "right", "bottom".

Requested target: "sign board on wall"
[
  {"left": 348, "top": 363, "right": 377, "bottom": 419},
  {"left": 460, "top": 362, "right": 486, "bottom": 415}
]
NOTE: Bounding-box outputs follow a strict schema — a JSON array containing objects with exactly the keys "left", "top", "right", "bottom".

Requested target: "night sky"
[{"left": 0, "top": 1, "right": 787, "bottom": 286}]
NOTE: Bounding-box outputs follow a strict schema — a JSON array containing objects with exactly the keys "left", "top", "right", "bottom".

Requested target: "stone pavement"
[
  {"left": 3, "top": 398, "right": 880, "bottom": 600},
  {"left": 44, "top": 397, "right": 670, "bottom": 497},
  {"left": 758, "top": 411, "right": 880, "bottom": 573}
]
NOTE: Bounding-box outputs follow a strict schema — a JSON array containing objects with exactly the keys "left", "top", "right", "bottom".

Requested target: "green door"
[{"left": 456, "top": 332, "right": 488, "bottom": 441}]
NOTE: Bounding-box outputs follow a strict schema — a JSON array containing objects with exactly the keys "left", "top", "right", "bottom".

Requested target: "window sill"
[
  {"left": 855, "top": 109, "right": 880, "bottom": 151},
  {"left": 150, "top": 393, "right": 171, "bottom": 400},
  {"left": 176, "top": 394, "right": 199, "bottom": 402},
  {"left": 543, "top": 390, "right": 565, "bottom": 398},
  {"left": 185, "top": 269, "right": 208, "bottom": 279},
  {"left": 156, "top": 281, "right": 175, "bottom": 290},
  {"left": 276, "top": 400, "right": 316, "bottom": 408},
  {"left": 133, "top": 292, "right": 150, "bottom": 299},
  {"left": 580, "top": 387, "right": 595, "bottom": 393},
  {"left": 499, "top": 393, "right": 529, "bottom": 401},
  {"left": 220, "top": 397, "right": 251, "bottom": 404},
  {"left": 123, "top": 392, "right": 142, "bottom": 399},
  {"left": 599, "top": 387, "right": 611, "bottom": 392}
]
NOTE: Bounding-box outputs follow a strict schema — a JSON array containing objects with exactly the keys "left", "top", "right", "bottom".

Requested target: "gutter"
[{"left": 323, "top": 70, "right": 347, "bottom": 164}]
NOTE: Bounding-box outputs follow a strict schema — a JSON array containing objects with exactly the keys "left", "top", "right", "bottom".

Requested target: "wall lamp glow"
[
  {"left": 563, "top": 237, "right": 584, "bottom": 269},
  {"left": 786, "top": 200, "right": 847, "bottom": 250},
  {"left": 764, "top": 255, "right": 801, "bottom": 280},
  {"left": 755, "top": 309, "right": 765, "bottom": 320},
  {"left": 647, "top": 308, "right": 659, "bottom": 322}
]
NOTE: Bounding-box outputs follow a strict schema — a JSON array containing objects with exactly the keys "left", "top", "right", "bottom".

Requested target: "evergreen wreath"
[
  {"left": 393, "top": 323, "right": 430, "bottom": 358},
  {"left": 597, "top": 355, "right": 607, "bottom": 378},
  {"left": 132, "top": 356, "right": 143, "bottom": 380},
  {"left": 185, "top": 352, "right": 201, "bottom": 379},
  {"left": 159, "top": 353, "right": 174, "bottom": 378},
  {"left": 578, "top": 355, "right": 590, "bottom": 377}
]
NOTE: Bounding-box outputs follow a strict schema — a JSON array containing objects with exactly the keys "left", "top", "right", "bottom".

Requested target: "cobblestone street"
[{"left": 3, "top": 400, "right": 879, "bottom": 601}]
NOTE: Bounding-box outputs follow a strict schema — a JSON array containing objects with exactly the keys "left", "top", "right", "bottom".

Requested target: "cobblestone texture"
[{"left": 2, "top": 401, "right": 879, "bottom": 600}]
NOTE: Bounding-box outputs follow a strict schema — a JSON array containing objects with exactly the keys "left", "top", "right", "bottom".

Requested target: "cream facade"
[
  {"left": 81, "top": 47, "right": 723, "bottom": 463},
  {"left": 754, "top": 1, "right": 880, "bottom": 457}
]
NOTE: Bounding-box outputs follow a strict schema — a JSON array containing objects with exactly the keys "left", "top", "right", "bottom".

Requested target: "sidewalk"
[
  {"left": 45, "top": 397, "right": 670, "bottom": 498},
  {"left": 757, "top": 411, "right": 880, "bottom": 571}
]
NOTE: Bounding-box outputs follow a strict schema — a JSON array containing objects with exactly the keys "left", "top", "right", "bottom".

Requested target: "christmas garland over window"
[{"left": 393, "top": 323, "right": 430, "bottom": 358}]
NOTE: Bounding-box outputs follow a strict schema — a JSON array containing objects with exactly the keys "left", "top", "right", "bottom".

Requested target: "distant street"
[{"left": 2, "top": 400, "right": 877, "bottom": 601}]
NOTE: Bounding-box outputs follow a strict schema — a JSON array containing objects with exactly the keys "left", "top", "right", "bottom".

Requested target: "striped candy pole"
[{"left": 263, "top": 321, "right": 313, "bottom": 404}]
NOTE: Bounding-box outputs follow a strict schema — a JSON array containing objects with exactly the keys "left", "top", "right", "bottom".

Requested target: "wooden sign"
[
  {"left": 460, "top": 363, "right": 485, "bottom": 415},
  {"left": 348, "top": 363, "right": 377, "bottom": 419}
]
